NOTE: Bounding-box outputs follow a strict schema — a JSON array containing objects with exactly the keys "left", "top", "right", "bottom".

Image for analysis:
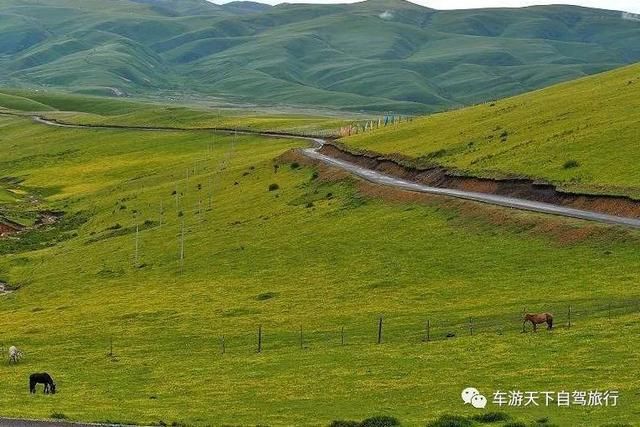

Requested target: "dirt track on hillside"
[
  {"left": 301, "top": 143, "right": 640, "bottom": 229},
  {"left": 318, "top": 143, "right": 640, "bottom": 220},
  {"left": 12, "top": 112, "right": 640, "bottom": 229}
]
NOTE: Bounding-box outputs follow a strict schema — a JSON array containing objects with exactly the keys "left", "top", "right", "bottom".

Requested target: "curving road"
[
  {"left": 301, "top": 143, "right": 640, "bottom": 228},
  {"left": 22, "top": 115, "right": 640, "bottom": 229}
]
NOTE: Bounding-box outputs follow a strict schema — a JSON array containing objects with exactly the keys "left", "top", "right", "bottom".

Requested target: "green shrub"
[
  {"left": 563, "top": 159, "right": 580, "bottom": 169},
  {"left": 329, "top": 421, "right": 359, "bottom": 427},
  {"left": 531, "top": 418, "right": 558, "bottom": 427},
  {"left": 471, "top": 412, "right": 510, "bottom": 423},
  {"left": 268, "top": 183, "right": 279, "bottom": 191},
  {"left": 50, "top": 413, "right": 68, "bottom": 420},
  {"left": 256, "top": 292, "right": 277, "bottom": 301},
  {"left": 360, "top": 416, "right": 400, "bottom": 427},
  {"left": 426, "top": 414, "right": 472, "bottom": 427}
]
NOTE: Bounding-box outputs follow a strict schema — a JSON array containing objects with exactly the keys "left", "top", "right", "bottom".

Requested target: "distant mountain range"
[{"left": 1, "top": 0, "right": 639, "bottom": 112}]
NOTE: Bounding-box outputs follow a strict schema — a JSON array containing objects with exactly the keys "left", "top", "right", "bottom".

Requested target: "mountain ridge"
[{"left": 0, "top": 0, "right": 639, "bottom": 112}]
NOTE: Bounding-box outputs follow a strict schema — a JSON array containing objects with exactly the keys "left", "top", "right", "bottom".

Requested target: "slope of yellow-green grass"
[
  {"left": 0, "top": 92, "right": 55, "bottom": 112},
  {"left": 39, "top": 107, "right": 349, "bottom": 135},
  {"left": 1, "top": 114, "right": 639, "bottom": 426},
  {"left": 344, "top": 63, "right": 640, "bottom": 199},
  {"left": 0, "top": 89, "right": 353, "bottom": 135}
]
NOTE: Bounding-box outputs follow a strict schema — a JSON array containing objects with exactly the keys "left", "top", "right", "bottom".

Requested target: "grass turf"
[
  {"left": 343, "top": 63, "right": 640, "bottom": 199},
  {"left": 0, "top": 112, "right": 638, "bottom": 426}
]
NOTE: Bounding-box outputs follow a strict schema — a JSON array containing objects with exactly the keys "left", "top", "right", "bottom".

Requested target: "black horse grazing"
[{"left": 29, "top": 373, "right": 56, "bottom": 394}]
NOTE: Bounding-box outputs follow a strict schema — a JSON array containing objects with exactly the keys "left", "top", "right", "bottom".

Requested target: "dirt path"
[
  {"left": 21, "top": 114, "right": 640, "bottom": 229},
  {"left": 301, "top": 144, "right": 640, "bottom": 228}
]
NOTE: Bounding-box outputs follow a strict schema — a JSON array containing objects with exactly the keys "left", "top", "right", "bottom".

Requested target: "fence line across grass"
[{"left": 95, "top": 297, "right": 640, "bottom": 358}]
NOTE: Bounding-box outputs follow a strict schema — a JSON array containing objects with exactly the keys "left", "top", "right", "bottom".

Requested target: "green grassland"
[
  {"left": 0, "top": 89, "right": 152, "bottom": 115},
  {"left": 0, "top": 107, "right": 639, "bottom": 426},
  {"left": 0, "top": 187, "right": 19, "bottom": 203},
  {"left": 38, "top": 108, "right": 349, "bottom": 135},
  {"left": 0, "top": 92, "right": 55, "bottom": 112},
  {"left": 1, "top": 0, "right": 640, "bottom": 112},
  {"left": 0, "top": 88, "right": 354, "bottom": 135},
  {"left": 344, "top": 63, "right": 640, "bottom": 199}
]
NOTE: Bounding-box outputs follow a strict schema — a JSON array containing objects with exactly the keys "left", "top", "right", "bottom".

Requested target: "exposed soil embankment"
[
  {"left": 319, "top": 143, "right": 640, "bottom": 219},
  {"left": 0, "top": 211, "right": 62, "bottom": 237},
  {"left": 0, "top": 219, "right": 24, "bottom": 236},
  {"left": 35, "top": 210, "right": 63, "bottom": 226}
]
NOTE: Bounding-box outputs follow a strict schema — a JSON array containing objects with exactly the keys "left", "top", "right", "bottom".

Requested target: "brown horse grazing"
[{"left": 523, "top": 312, "right": 553, "bottom": 332}]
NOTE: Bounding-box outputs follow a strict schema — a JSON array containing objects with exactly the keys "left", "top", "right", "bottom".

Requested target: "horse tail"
[{"left": 547, "top": 313, "right": 553, "bottom": 329}]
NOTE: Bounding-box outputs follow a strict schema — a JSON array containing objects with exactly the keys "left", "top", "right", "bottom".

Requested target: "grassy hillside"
[
  {"left": 343, "top": 63, "right": 640, "bottom": 199},
  {"left": 0, "top": 88, "right": 354, "bottom": 134},
  {"left": 0, "top": 92, "right": 55, "bottom": 111},
  {"left": 1, "top": 0, "right": 640, "bottom": 112},
  {"left": 0, "top": 105, "right": 639, "bottom": 426},
  {"left": 0, "top": 89, "right": 151, "bottom": 114}
]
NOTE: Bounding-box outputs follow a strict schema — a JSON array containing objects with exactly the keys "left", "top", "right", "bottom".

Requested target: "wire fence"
[
  {"left": 1, "top": 298, "right": 637, "bottom": 365},
  {"left": 136, "top": 298, "right": 640, "bottom": 356}
]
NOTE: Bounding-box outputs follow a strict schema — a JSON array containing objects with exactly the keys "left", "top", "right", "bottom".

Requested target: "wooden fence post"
[
  {"left": 179, "top": 220, "right": 185, "bottom": 273},
  {"left": 134, "top": 224, "right": 139, "bottom": 266},
  {"left": 568, "top": 305, "right": 572, "bottom": 328},
  {"left": 299, "top": 326, "right": 303, "bottom": 350},
  {"left": 257, "top": 325, "right": 262, "bottom": 353},
  {"left": 377, "top": 317, "right": 383, "bottom": 344}
]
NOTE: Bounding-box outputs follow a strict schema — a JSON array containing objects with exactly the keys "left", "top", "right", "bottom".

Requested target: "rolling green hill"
[
  {"left": 343, "top": 62, "right": 640, "bottom": 198},
  {"left": 1, "top": 0, "right": 640, "bottom": 112},
  {"left": 0, "top": 88, "right": 354, "bottom": 134}
]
